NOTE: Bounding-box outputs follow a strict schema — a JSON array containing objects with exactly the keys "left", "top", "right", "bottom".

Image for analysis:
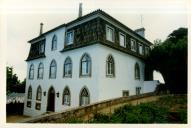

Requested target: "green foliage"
[
  {"left": 178, "top": 109, "right": 187, "bottom": 123},
  {"left": 154, "top": 83, "right": 169, "bottom": 95},
  {"left": 147, "top": 27, "right": 187, "bottom": 94},
  {"left": 156, "top": 95, "right": 187, "bottom": 109},
  {"left": 6, "top": 66, "right": 26, "bottom": 94},
  {"left": 111, "top": 103, "right": 168, "bottom": 123},
  {"left": 63, "top": 96, "right": 187, "bottom": 124},
  {"left": 89, "top": 113, "right": 111, "bottom": 123}
]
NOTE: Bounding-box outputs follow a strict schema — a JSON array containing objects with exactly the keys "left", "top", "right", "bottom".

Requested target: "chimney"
[
  {"left": 78, "top": 3, "right": 82, "bottom": 18},
  {"left": 39, "top": 22, "right": 43, "bottom": 35},
  {"left": 134, "top": 27, "right": 145, "bottom": 38}
]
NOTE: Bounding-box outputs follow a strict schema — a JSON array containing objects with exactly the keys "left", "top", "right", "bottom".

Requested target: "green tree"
[
  {"left": 6, "top": 66, "right": 26, "bottom": 93},
  {"left": 147, "top": 28, "right": 187, "bottom": 94}
]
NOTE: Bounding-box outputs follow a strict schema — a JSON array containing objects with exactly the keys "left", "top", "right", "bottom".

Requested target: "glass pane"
[
  {"left": 82, "top": 62, "right": 87, "bottom": 75},
  {"left": 120, "top": 34, "right": 125, "bottom": 47}
]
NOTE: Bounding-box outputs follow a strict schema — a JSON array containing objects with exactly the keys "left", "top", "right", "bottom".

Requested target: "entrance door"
[{"left": 47, "top": 87, "right": 55, "bottom": 112}]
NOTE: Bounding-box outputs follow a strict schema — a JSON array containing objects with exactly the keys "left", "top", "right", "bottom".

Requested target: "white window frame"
[
  {"left": 139, "top": 43, "right": 143, "bottom": 55},
  {"left": 145, "top": 46, "right": 149, "bottom": 55},
  {"left": 130, "top": 39, "right": 136, "bottom": 52},
  {"left": 106, "top": 55, "right": 115, "bottom": 77},
  {"left": 51, "top": 35, "right": 57, "bottom": 51},
  {"left": 119, "top": 32, "right": 126, "bottom": 47},
  {"left": 106, "top": 25, "right": 115, "bottom": 42},
  {"left": 66, "top": 31, "right": 74, "bottom": 45},
  {"left": 136, "top": 87, "right": 141, "bottom": 95},
  {"left": 63, "top": 57, "right": 72, "bottom": 77},
  {"left": 39, "top": 43, "right": 44, "bottom": 54}
]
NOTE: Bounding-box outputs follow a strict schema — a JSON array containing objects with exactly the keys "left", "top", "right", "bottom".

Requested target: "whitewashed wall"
[
  {"left": 24, "top": 29, "right": 149, "bottom": 117},
  {"left": 96, "top": 45, "right": 145, "bottom": 101}
]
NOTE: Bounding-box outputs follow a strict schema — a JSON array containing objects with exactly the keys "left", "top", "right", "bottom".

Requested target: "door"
[{"left": 47, "top": 87, "right": 55, "bottom": 112}]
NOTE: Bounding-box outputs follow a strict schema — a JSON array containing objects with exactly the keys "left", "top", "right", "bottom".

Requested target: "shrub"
[{"left": 89, "top": 113, "right": 110, "bottom": 123}]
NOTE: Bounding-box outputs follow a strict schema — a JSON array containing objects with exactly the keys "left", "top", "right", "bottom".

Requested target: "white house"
[{"left": 23, "top": 9, "right": 158, "bottom": 117}]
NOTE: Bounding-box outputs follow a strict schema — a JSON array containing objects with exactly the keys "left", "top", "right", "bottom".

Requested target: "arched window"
[
  {"left": 63, "top": 57, "right": 72, "bottom": 77},
  {"left": 49, "top": 60, "right": 57, "bottom": 79},
  {"left": 51, "top": 35, "right": 57, "bottom": 51},
  {"left": 135, "top": 63, "right": 140, "bottom": 80},
  {"left": 36, "top": 86, "right": 42, "bottom": 101},
  {"left": 63, "top": 87, "right": 71, "bottom": 106},
  {"left": 27, "top": 86, "right": 32, "bottom": 107},
  {"left": 80, "top": 53, "right": 91, "bottom": 76},
  {"left": 27, "top": 86, "right": 32, "bottom": 99},
  {"left": 37, "top": 63, "right": 44, "bottom": 79},
  {"left": 79, "top": 87, "right": 90, "bottom": 106},
  {"left": 29, "top": 64, "right": 34, "bottom": 79},
  {"left": 106, "top": 55, "right": 115, "bottom": 77}
]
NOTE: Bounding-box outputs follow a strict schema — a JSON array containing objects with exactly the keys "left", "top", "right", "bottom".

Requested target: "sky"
[{"left": 2, "top": 0, "right": 188, "bottom": 82}]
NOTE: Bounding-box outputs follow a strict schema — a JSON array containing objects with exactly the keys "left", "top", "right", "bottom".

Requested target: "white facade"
[{"left": 24, "top": 10, "right": 157, "bottom": 117}]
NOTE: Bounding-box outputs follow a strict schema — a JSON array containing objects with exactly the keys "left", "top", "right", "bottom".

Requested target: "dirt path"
[{"left": 7, "top": 115, "right": 30, "bottom": 123}]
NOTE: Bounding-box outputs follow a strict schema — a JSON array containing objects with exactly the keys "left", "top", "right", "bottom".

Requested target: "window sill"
[
  {"left": 65, "top": 43, "right": 73, "bottom": 46},
  {"left": 79, "top": 74, "right": 91, "bottom": 78},
  {"left": 51, "top": 49, "right": 57, "bottom": 51},
  {"left": 49, "top": 77, "right": 56, "bottom": 79},
  {"left": 106, "top": 39, "right": 114, "bottom": 43},
  {"left": 106, "top": 75, "right": 115, "bottom": 78},
  {"left": 131, "top": 49, "right": 137, "bottom": 52},
  {"left": 63, "top": 104, "right": 70, "bottom": 106},
  {"left": 63, "top": 75, "right": 72, "bottom": 78}
]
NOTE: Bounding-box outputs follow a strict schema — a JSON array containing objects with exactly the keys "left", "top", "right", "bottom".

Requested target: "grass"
[{"left": 62, "top": 94, "right": 187, "bottom": 123}]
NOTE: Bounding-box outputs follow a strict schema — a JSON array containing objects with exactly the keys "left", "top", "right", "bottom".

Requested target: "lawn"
[{"left": 64, "top": 94, "right": 187, "bottom": 123}]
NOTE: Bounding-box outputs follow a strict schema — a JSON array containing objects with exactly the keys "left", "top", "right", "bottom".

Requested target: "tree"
[
  {"left": 6, "top": 66, "right": 26, "bottom": 94},
  {"left": 147, "top": 28, "right": 187, "bottom": 94}
]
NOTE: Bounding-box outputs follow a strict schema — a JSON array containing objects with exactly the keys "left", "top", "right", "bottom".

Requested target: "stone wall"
[{"left": 20, "top": 92, "right": 161, "bottom": 123}]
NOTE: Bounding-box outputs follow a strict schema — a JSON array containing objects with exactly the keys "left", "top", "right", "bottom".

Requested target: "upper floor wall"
[{"left": 26, "top": 10, "right": 152, "bottom": 62}]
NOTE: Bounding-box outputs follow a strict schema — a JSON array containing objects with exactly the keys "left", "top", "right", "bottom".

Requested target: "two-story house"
[{"left": 24, "top": 9, "right": 158, "bottom": 117}]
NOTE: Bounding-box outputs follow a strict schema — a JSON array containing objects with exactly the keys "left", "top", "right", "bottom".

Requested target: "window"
[
  {"left": 139, "top": 43, "right": 143, "bottom": 55},
  {"left": 80, "top": 87, "right": 90, "bottom": 106},
  {"left": 66, "top": 31, "right": 74, "bottom": 45},
  {"left": 63, "top": 87, "right": 71, "bottom": 106},
  {"left": 35, "top": 103, "right": 41, "bottom": 110},
  {"left": 106, "top": 25, "right": 114, "bottom": 42},
  {"left": 145, "top": 46, "right": 149, "bottom": 55},
  {"left": 27, "top": 86, "right": 32, "bottom": 99},
  {"left": 35, "top": 86, "right": 42, "bottom": 110},
  {"left": 119, "top": 33, "right": 126, "bottom": 47},
  {"left": 37, "top": 63, "right": 44, "bottom": 79},
  {"left": 27, "top": 86, "right": 32, "bottom": 107},
  {"left": 49, "top": 60, "right": 57, "bottom": 79},
  {"left": 123, "top": 90, "right": 129, "bottom": 97},
  {"left": 135, "top": 63, "right": 140, "bottom": 80},
  {"left": 36, "top": 86, "right": 42, "bottom": 101},
  {"left": 106, "top": 55, "right": 115, "bottom": 77},
  {"left": 63, "top": 57, "right": 72, "bottom": 77},
  {"left": 29, "top": 64, "right": 34, "bottom": 79},
  {"left": 39, "top": 43, "right": 44, "bottom": 54},
  {"left": 131, "top": 39, "right": 137, "bottom": 52},
  {"left": 136, "top": 87, "right": 141, "bottom": 95},
  {"left": 51, "top": 35, "right": 57, "bottom": 51},
  {"left": 80, "top": 53, "right": 91, "bottom": 76}
]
